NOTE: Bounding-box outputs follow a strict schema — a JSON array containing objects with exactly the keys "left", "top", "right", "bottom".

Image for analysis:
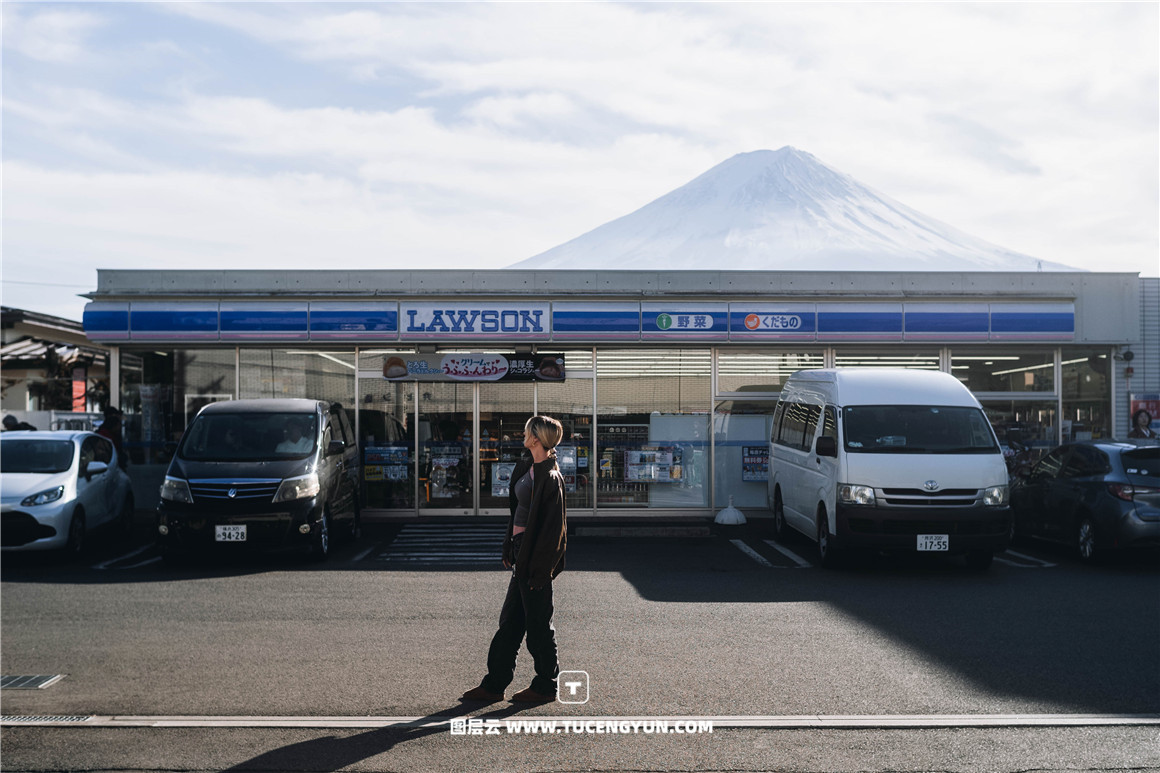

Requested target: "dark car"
[
  {"left": 1010, "top": 442, "right": 1160, "bottom": 562},
  {"left": 157, "top": 399, "right": 360, "bottom": 562}
]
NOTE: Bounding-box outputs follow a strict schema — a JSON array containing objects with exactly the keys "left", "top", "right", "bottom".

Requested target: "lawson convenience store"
[{"left": 82, "top": 269, "right": 1149, "bottom": 519}]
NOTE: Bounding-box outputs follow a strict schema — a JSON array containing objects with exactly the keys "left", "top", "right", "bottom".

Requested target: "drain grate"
[
  {"left": 2, "top": 715, "right": 91, "bottom": 724},
  {"left": 1, "top": 675, "right": 66, "bottom": 690}
]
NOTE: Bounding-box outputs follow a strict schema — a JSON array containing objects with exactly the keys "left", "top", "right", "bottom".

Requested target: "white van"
[{"left": 767, "top": 369, "right": 1009, "bottom": 569}]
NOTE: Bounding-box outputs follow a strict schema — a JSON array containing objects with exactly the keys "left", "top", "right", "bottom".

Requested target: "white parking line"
[
  {"left": 92, "top": 545, "right": 153, "bottom": 570},
  {"left": 1003, "top": 549, "right": 1058, "bottom": 568},
  {"left": 729, "top": 539, "right": 772, "bottom": 567},
  {"left": 3, "top": 712, "right": 1157, "bottom": 729},
  {"left": 762, "top": 540, "right": 813, "bottom": 568},
  {"left": 121, "top": 557, "right": 162, "bottom": 570}
]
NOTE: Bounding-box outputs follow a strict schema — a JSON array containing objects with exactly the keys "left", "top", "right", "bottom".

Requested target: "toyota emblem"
[
  {"left": 923, "top": 480, "right": 939, "bottom": 492},
  {"left": 227, "top": 488, "right": 237, "bottom": 499}
]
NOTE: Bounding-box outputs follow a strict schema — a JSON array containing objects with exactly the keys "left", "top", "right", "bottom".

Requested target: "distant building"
[{"left": 1, "top": 306, "right": 110, "bottom": 430}]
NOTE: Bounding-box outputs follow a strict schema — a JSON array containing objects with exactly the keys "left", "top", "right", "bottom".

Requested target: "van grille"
[
  {"left": 847, "top": 518, "right": 1007, "bottom": 536},
  {"left": 188, "top": 479, "right": 281, "bottom": 502},
  {"left": 879, "top": 488, "right": 981, "bottom": 507}
]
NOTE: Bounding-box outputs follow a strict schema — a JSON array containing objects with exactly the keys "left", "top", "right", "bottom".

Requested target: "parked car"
[
  {"left": 1010, "top": 442, "right": 1160, "bottom": 561},
  {"left": 156, "top": 399, "right": 360, "bottom": 562},
  {"left": 1, "top": 431, "right": 134, "bottom": 556}
]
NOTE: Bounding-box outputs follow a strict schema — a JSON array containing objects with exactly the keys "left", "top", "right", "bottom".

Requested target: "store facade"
[{"left": 82, "top": 270, "right": 1150, "bottom": 519}]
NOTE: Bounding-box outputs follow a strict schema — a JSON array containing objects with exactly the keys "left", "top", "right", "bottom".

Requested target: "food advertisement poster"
[{"left": 382, "top": 353, "right": 564, "bottom": 382}]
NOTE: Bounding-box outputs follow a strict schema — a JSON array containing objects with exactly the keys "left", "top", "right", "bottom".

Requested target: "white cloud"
[{"left": 3, "top": 6, "right": 104, "bottom": 64}]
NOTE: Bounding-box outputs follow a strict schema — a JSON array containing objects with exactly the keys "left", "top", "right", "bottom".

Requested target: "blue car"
[{"left": 1010, "top": 442, "right": 1160, "bottom": 562}]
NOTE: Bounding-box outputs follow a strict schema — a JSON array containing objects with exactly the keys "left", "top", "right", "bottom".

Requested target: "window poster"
[
  {"left": 742, "top": 446, "right": 770, "bottom": 481},
  {"left": 430, "top": 456, "right": 461, "bottom": 499},
  {"left": 624, "top": 448, "right": 681, "bottom": 483},
  {"left": 492, "top": 462, "right": 517, "bottom": 498},
  {"left": 366, "top": 446, "right": 410, "bottom": 482},
  {"left": 557, "top": 446, "right": 578, "bottom": 492}
]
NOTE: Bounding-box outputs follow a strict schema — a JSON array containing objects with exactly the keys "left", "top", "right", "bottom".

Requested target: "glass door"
[
  {"left": 479, "top": 382, "right": 534, "bottom": 513},
  {"left": 418, "top": 382, "right": 474, "bottom": 512}
]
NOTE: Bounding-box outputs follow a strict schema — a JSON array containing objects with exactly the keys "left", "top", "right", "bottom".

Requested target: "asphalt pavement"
[{"left": 2, "top": 518, "right": 1157, "bottom": 772}]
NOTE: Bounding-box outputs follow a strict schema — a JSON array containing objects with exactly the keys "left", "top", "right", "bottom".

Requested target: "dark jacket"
[{"left": 503, "top": 454, "right": 567, "bottom": 587}]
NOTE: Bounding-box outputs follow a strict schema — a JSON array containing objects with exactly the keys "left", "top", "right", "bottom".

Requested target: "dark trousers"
[{"left": 480, "top": 572, "right": 559, "bottom": 696}]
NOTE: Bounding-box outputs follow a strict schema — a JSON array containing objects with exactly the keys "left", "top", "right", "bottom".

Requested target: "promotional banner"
[{"left": 382, "top": 353, "right": 565, "bottom": 382}]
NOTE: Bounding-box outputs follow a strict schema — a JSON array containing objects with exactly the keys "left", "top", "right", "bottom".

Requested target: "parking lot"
[{"left": 2, "top": 517, "right": 1157, "bottom": 772}]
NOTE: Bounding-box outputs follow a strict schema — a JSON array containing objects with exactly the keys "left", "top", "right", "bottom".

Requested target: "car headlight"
[
  {"left": 838, "top": 484, "right": 876, "bottom": 506},
  {"left": 160, "top": 476, "right": 194, "bottom": 504},
  {"left": 273, "top": 473, "right": 320, "bottom": 503},
  {"left": 21, "top": 486, "right": 64, "bottom": 507},
  {"left": 984, "top": 485, "right": 1009, "bottom": 506}
]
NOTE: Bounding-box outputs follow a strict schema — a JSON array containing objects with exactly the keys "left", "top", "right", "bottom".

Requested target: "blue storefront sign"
[
  {"left": 641, "top": 303, "right": 728, "bottom": 341},
  {"left": 400, "top": 303, "right": 549, "bottom": 341}
]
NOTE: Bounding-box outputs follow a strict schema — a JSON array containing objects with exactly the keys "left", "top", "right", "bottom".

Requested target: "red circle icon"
[{"left": 744, "top": 314, "right": 761, "bottom": 330}]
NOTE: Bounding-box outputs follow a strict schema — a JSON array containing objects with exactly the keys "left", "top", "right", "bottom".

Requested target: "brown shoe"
[
  {"left": 460, "top": 686, "right": 504, "bottom": 702},
  {"left": 510, "top": 687, "right": 555, "bottom": 703}
]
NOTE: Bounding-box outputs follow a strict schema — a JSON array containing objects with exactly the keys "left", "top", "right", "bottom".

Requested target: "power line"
[{"left": 2, "top": 279, "right": 93, "bottom": 289}]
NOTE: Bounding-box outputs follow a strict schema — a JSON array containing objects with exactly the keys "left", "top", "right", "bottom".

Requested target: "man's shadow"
[{"left": 220, "top": 701, "right": 534, "bottom": 772}]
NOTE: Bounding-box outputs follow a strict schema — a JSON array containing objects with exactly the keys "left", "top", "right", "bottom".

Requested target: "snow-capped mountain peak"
[{"left": 508, "top": 147, "right": 1075, "bottom": 272}]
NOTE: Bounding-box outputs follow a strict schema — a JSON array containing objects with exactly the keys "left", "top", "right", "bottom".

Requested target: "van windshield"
[
  {"left": 179, "top": 413, "right": 318, "bottom": 461},
  {"left": 842, "top": 405, "right": 999, "bottom": 454}
]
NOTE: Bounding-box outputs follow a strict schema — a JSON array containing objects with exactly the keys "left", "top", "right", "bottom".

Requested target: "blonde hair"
[{"left": 526, "top": 415, "right": 564, "bottom": 459}]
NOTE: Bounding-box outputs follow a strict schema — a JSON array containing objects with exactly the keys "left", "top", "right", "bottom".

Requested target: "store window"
[
  {"left": 537, "top": 352, "right": 595, "bottom": 510},
  {"left": 239, "top": 349, "right": 355, "bottom": 407},
  {"left": 1062, "top": 348, "right": 1111, "bottom": 441},
  {"left": 713, "top": 400, "right": 777, "bottom": 508},
  {"left": 834, "top": 349, "right": 940, "bottom": 369},
  {"left": 596, "top": 349, "right": 709, "bottom": 508},
  {"left": 979, "top": 400, "right": 1058, "bottom": 462},
  {"left": 119, "top": 348, "right": 236, "bottom": 474},
  {"left": 359, "top": 376, "right": 415, "bottom": 510},
  {"left": 951, "top": 350, "right": 1055, "bottom": 393},
  {"left": 716, "top": 350, "right": 822, "bottom": 394},
  {"left": 479, "top": 382, "right": 535, "bottom": 512}
]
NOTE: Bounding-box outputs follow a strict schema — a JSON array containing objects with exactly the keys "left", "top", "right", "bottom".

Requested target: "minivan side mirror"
[
  {"left": 327, "top": 439, "right": 346, "bottom": 457},
  {"left": 815, "top": 436, "right": 838, "bottom": 458}
]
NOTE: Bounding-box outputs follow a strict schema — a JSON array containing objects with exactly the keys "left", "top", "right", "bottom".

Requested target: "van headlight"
[
  {"left": 160, "top": 476, "right": 193, "bottom": 503},
  {"left": 274, "top": 473, "right": 320, "bottom": 503},
  {"left": 838, "top": 484, "right": 876, "bottom": 506},
  {"left": 22, "top": 486, "right": 65, "bottom": 506},
  {"left": 984, "top": 485, "right": 1008, "bottom": 506}
]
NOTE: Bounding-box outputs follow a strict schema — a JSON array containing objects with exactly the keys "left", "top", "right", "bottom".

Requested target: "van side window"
[
  {"left": 799, "top": 404, "right": 822, "bottom": 451},
  {"left": 771, "top": 401, "right": 785, "bottom": 444},
  {"left": 822, "top": 406, "right": 838, "bottom": 441},
  {"left": 777, "top": 402, "right": 810, "bottom": 449}
]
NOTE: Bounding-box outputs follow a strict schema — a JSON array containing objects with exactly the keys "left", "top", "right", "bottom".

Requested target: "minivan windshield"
[
  {"left": 0, "top": 439, "right": 75, "bottom": 473},
  {"left": 843, "top": 405, "right": 999, "bottom": 454},
  {"left": 179, "top": 412, "right": 318, "bottom": 461}
]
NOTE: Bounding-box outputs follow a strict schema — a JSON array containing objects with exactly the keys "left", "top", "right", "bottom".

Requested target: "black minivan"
[{"left": 157, "top": 399, "right": 360, "bottom": 562}]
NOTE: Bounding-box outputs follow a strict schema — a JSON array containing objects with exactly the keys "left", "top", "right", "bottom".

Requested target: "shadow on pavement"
[{"left": 218, "top": 702, "right": 530, "bottom": 773}]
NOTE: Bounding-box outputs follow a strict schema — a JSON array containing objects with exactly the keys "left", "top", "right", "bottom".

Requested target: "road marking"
[
  {"left": 121, "top": 557, "right": 162, "bottom": 570},
  {"left": 3, "top": 713, "right": 1158, "bottom": 729},
  {"left": 352, "top": 543, "right": 382, "bottom": 563},
  {"left": 92, "top": 545, "right": 153, "bottom": 570},
  {"left": 1003, "top": 549, "right": 1058, "bottom": 568},
  {"left": 762, "top": 540, "right": 813, "bottom": 568},
  {"left": 729, "top": 539, "right": 772, "bottom": 567},
  {"left": 376, "top": 525, "right": 506, "bottom": 565}
]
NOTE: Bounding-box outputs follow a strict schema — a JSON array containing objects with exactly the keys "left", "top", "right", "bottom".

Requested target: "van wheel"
[
  {"left": 310, "top": 511, "right": 331, "bottom": 562},
  {"left": 772, "top": 491, "right": 787, "bottom": 542},
  {"left": 816, "top": 507, "right": 840, "bottom": 568}
]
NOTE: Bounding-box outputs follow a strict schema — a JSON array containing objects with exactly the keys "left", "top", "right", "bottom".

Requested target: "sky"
[{"left": 3, "top": 2, "right": 1157, "bottom": 323}]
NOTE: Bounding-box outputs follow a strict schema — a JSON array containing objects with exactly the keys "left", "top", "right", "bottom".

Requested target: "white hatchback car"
[{"left": 1, "top": 431, "right": 134, "bottom": 556}]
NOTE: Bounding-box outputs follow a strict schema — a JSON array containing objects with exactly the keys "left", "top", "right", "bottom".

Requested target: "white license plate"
[
  {"left": 917, "top": 534, "right": 949, "bottom": 551},
  {"left": 215, "top": 525, "right": 247, "bottom": 542}
]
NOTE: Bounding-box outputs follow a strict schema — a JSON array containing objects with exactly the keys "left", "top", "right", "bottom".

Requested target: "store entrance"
[{"left": 416, "top": 382, "right": 534, "bottom": 514}]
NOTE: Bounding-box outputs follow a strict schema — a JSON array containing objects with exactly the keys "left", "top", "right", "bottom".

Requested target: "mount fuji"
[{"left": 508, "top": 147, "right": 1077, "bottom": 272}]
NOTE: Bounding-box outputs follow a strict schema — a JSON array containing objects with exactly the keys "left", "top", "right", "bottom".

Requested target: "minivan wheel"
[
  {"left": 772, "top": 491, "right": 787, "bottom": 542},
  {"left": 816, "top": 508, "right": 840, "bottom": 568},
  {"left": 1077, "top": 517, "right": 1097, "bottom": 563},
  {"left": 310, "top": 511, "right": 331, "bottom": 562}
]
